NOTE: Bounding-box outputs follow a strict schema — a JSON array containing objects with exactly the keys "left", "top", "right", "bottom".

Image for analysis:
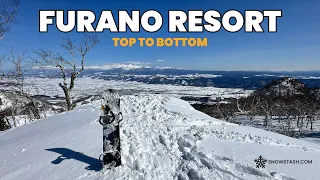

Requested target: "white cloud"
[{"left": 156, "top": 59, "right": 165, "bottom": 62}]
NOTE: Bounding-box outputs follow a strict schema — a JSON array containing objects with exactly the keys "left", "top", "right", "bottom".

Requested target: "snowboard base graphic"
[{"left": 99, "top": 89, "right": 122, "bottom": 168}]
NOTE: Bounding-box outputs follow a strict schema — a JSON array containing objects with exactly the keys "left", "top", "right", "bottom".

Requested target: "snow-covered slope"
[{"left": 1, "top": 95, "right": 320, "bottom": 180}]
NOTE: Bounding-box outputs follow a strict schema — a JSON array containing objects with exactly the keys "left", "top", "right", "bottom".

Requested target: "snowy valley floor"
[{"left": 1, "top": 95, "right": 320, "bottom": 180}]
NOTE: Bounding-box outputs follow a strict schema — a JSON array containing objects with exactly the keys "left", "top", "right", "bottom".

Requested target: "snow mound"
[{"left": 1, "top": 95, "right": 320, "bottom": 180}]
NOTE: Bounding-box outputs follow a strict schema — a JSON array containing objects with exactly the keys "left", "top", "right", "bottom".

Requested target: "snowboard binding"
[
  {"left": 99, "top": 109, "right": 115, "bottom": 125},
  {"left": 99, "top": 151, "right": 121, "bottom": 168}
]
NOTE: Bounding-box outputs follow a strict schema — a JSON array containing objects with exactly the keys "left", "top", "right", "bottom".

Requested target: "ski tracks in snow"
[{"left": 99, "top": 95, "right": 299, "bottom": 180}]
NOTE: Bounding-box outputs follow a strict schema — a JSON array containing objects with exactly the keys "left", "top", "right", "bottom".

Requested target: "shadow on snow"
[{"left": 45, "top": 148, "right": 102, "bottom": 171}]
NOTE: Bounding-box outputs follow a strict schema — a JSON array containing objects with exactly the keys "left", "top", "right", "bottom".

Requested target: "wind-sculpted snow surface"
[{"left": 1, "top": 95, "right": 320, "bottom": 180}]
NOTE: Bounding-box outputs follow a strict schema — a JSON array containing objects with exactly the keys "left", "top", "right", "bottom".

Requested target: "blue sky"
[{"left": 0, "top": 0, "right": 319, "bottom": 71}]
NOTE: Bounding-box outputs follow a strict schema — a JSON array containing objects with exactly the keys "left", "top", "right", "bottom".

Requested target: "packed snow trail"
[{"left": 1, "top": 95, "right": 320, "bottom": 180}]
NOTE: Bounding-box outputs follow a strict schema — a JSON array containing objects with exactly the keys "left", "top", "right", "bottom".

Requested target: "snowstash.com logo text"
[{"left": 39, "top": 10, "right": 282, "bottom": 47}]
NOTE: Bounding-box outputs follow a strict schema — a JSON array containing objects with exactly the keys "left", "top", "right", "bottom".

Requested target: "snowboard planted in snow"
[{"left": 99, "top": 89, "right": 122, "bottom": 169}]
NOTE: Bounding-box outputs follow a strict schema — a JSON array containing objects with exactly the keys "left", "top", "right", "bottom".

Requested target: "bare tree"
[
  {"left": 0, "top": 0, "right": 20, "bottom": 40},
  {"left": 236, "top": 94, "right": 260, "bottom": 115},
  {"left": 10, "top": 98, "right": 17, "bottom": 126},
  {"left": 7, "top": 48, "right": 27, "bottom": 94},
  {"left": 6, "top": 48, "right": 41, "bottom": 120},
  {"left": 0, "top": 0, "right": 20, "bottom": 77},
  {"left": 0, "top": 54, "right": 6, "bottom": 78},
  {"left": 33, "top": 34, "right": 99, "bottom": 110},
  {"left": 215, "top": 91, "right": 226, "bottom": 119}
]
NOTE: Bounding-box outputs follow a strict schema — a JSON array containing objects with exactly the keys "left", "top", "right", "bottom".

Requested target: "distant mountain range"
[{"left": 29, "top": 64, "right": 320, "bottom": 90}]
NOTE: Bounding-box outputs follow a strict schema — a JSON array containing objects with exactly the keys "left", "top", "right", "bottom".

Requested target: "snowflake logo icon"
[{"left": 254, "top": 155, "right": 267, "bottom": 168}]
